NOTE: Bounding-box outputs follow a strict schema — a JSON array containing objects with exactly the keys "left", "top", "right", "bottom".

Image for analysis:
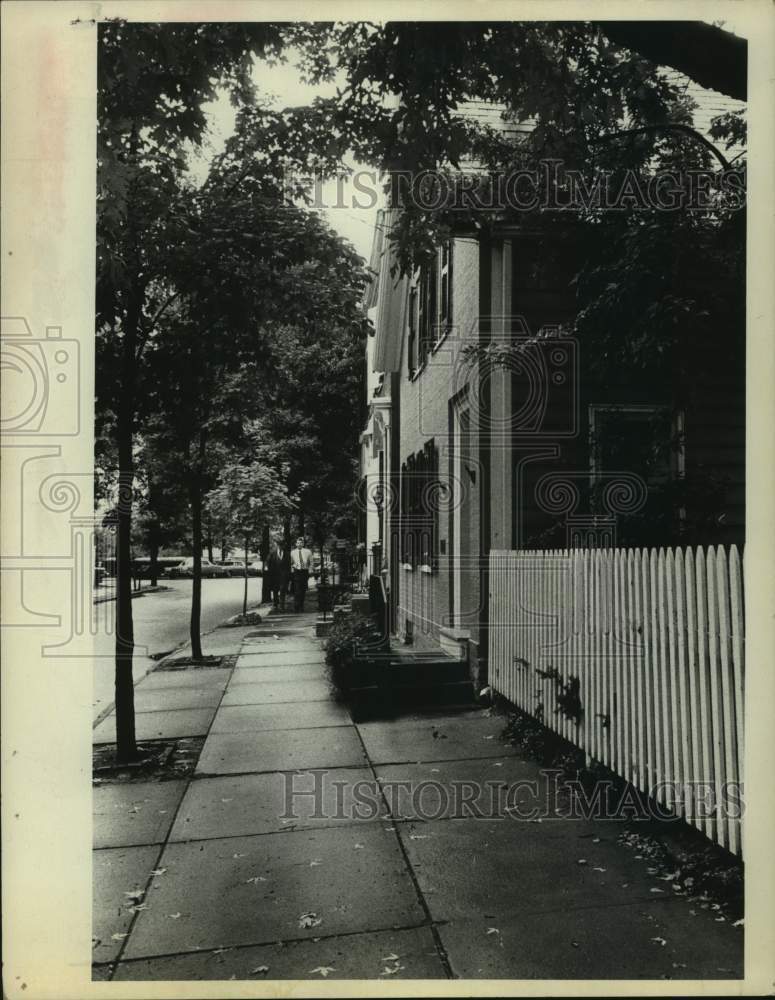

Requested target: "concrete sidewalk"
[{"left": 93, "top": 605, "right": 743, "bottom": 982}]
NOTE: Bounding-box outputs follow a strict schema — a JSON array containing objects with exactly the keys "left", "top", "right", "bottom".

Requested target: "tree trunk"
[
  {"left": 243, "top": 534, "right": 249, "bottom": 618},
  {"left": 114, "top": 301, "right": 140, "bottom": 763},
  {"left": 190, "top": 480, "right": 204, "bottom": 660},
  {"left": 298, "top": 508, "right": 305, "bottom": 539},
  {"left": 190, "top": 431, "right": 205, "bottom": 661},
  {"left": 260, "top": 524, "right": 270, "bottom": 603},
  {"left": 149, "top": 537, "right": 159, "bottom": 587}
]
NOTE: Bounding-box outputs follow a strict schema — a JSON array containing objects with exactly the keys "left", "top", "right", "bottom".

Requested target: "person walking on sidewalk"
[
  {"left": 266, "top": 539, "right": 291, "bottom": 610},
  {"left": 290, "top": 536, "right": 312, "bottom": 611}
]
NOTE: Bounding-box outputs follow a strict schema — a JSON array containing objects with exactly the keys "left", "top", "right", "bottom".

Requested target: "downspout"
[
  {"left": 390, "top": 371, "right": 401, "bottom": 635},
  {"left": 478, "top": 236, "right": 493, "bottom": 686}
]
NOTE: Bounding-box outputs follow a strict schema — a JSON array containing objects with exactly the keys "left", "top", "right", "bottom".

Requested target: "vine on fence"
[{"left": 534, "top": 665, "right": 583, "bottom": 725}]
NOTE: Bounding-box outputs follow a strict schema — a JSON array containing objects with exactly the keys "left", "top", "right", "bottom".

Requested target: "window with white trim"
[{"left": 409, "top": 241, "right": 453, "bottom": 377}]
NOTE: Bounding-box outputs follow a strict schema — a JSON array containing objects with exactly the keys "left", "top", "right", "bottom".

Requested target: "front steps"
[{"left": 346, "top": 647, "right": 475, "bottom": 721}]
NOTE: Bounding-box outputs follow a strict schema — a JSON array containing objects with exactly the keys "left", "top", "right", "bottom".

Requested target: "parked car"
[
  {"left": 219, "top": 560, "right": 247, "bottom": 578},
  {"left": 168, "top": 558, "right": 230, "bottom": 579}
]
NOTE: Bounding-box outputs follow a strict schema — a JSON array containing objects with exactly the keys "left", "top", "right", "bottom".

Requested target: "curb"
[
  {"left": 91, "top": 603, "right": 247, "bottom": 729},
  {"left": 93, "top": 585, "right": 170, "bottom": 605}
]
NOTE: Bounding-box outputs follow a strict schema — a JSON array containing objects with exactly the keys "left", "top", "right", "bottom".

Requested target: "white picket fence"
[{"left": 489, "top": 546, "right": 744, "bottom": 855}]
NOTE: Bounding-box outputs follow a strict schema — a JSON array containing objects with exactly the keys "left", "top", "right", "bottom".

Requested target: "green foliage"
[
  {"left": 324, "top": 612, "right": 384, "bottom": 697},
  {"left": 205, "top": 457, "right": 292, "bottom": 548}
]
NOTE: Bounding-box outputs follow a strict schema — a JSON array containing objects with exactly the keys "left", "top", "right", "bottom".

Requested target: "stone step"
[
  {"left": 356, "top": 655, "right": 470, "bottom": 686},
  {"left": 348, "top": 680, "right": 476, "bottom": 721}
]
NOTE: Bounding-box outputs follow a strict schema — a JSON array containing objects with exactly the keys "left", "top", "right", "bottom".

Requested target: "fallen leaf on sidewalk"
[
  {"left": 309, "top": 859, "right": 323, "bottom": 867},
  {"left": 486, "top": 927, "right": 500, "bottom": 936},
  {"left": 483, "top": 735, "right": 494, "bottom": 740},
  {"left": 410, "top": 834, "right": 429, "bottom": 840},
  {"left": 110, "top": 933, "right": 128, "bottom": 941},
  {"left": 232, "top": 853, "right": 246, "bottom": 859},
  {"left": 245, "top": 876, "right": 267, "bottom": 884},
  {"left": 577, "top": 859, "right": 588, "bottom": 865},
  {"left": 381, "top": 953, "right": 399, "bottom": 961},
  {"left": 251, "top": 966, "right": 269, "bottom": 975},
  {"left": 212, "top": 947, "right": 232, "bottom": 955},
  {"left": 149, "top": 868, "right": 167, "bottom": 876},
  {"left": 309, "top": 966, "right": 334, "bottom": 977},
  {"left": 650, "top": 888, "right": 665, "bottom": 893},
  {"left": 592, "top": 837, "right": 600, "bottom": 843},
  {"left": 168, "top": 913, "right": 181, "bottom": 920},
  {"left": 299, "top": 912, "right": 322, "bottom": 929},
  {"left": 128, "top": 903, "right": 147, "bottom": 913},
  {"left": 651, "top": 937, "right": 667, "bottom": 946},
  {"left": 732, "top": 918, "right": 744, "bottom": 927},
  {"left": 672, "top": 962, "right": 687, "bottom": 969},
  {"left": 221, "top": 798, "right": 233, "bottom": 803},
  {"left": 353, "top": 843, "right": 364, "bottom": 849},
  {"left": 380, "top": 963, "right": 404, "bottom": 975},
  {"left": 592, "top": 867, "right": 607, "bottom": 873},
  {"left": 123, "top": 890, "right": 145, "bottom": 902}
]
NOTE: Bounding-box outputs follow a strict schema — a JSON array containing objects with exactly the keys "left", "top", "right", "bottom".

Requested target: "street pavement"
[
  {"left": 93, "top": 601, "right": 743, "bottom": 982},
  {"left": 92, "top": 577, "right": 265, "bottom": 721}
]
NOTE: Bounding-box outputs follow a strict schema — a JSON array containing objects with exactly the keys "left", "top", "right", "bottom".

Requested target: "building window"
[
  {"left": 409, "top": 241, "right": 453, "bottom": 378},
  {"left": 590, "top": 405, "right": 681, "bottom": 488},
  {"left": 400, "top": 439, "right": 440, "bottom": 571},
  {"left": 417, "top": 259, "right": 435, "bottom": 369},
  {"left": 587, "top": 404, "right": 688, "bottom": 545}
]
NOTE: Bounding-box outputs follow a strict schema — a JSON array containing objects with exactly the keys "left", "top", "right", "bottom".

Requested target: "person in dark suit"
[{"left": 265, "top": 540, "right": 291, "bottom": 610}]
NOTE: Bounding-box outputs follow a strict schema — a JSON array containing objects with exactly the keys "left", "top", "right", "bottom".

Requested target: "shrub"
[{"left": 324, "top": 612, "right": 384, "bottom": 698}]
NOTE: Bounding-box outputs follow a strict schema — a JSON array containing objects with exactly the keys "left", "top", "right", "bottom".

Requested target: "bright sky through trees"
[{"left": 187, "top": 49, "right": 382, "bottom": 263}]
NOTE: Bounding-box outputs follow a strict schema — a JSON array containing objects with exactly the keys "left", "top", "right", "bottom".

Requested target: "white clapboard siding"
[{"left": 489, "top": 546, "right": 744, "bottom": 855}]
